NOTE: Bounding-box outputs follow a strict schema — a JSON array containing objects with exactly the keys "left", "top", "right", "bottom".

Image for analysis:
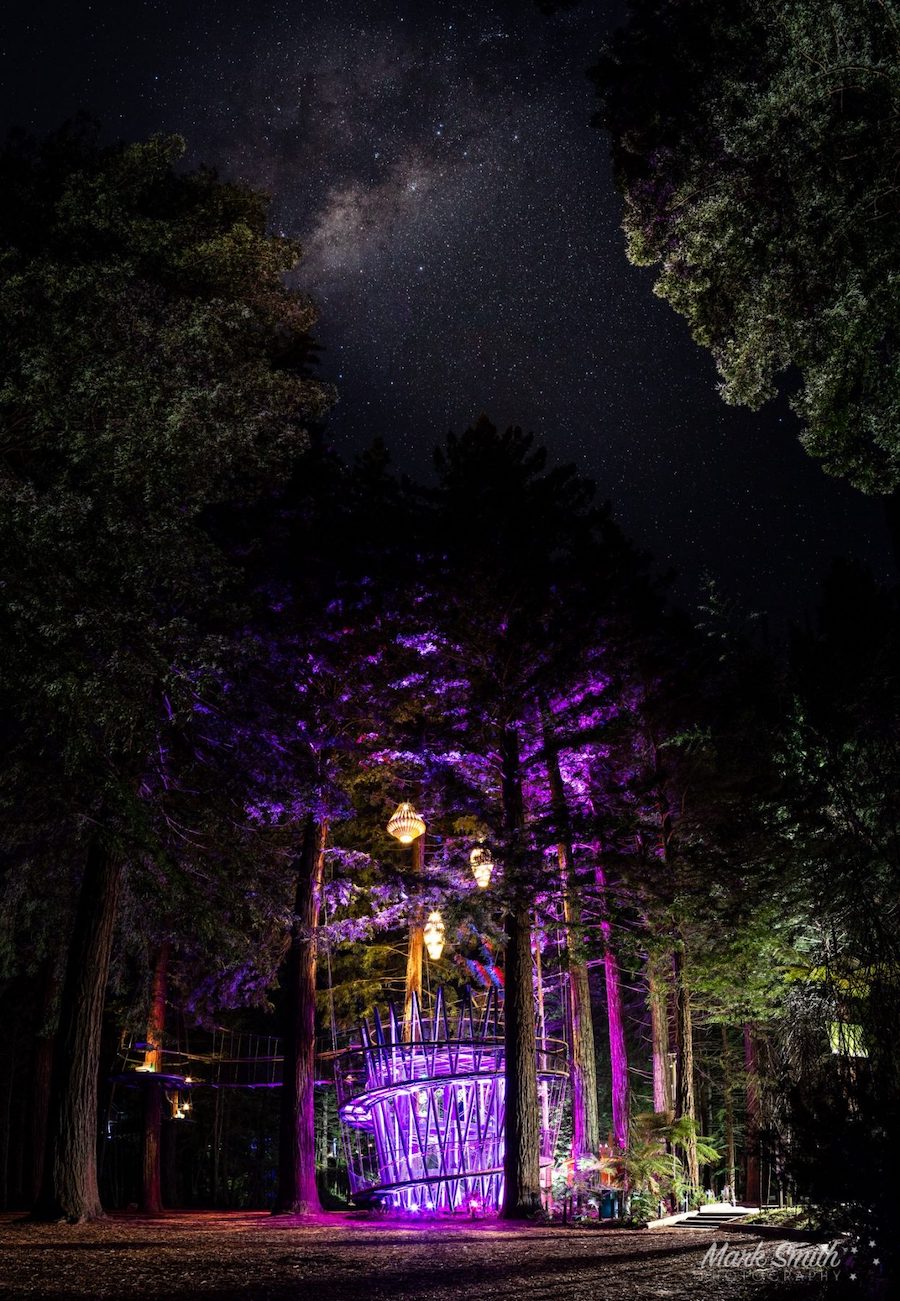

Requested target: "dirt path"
[{"left": 0, "top": 1211, "right": 831, "bottom": 1299}]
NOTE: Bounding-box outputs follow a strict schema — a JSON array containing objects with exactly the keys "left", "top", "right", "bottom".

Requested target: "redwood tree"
[
  {"left": 32, "top": 834, "right": 123, "bottom": 1221},
  {"left": 0, "top": 126, "right": 330, "bottom": 1221}
]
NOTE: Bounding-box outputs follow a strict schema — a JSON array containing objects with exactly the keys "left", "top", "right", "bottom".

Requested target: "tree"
[
  {"left": 417, "top": 417, "right": 655, "bottom": 1216},
  {"left": 591, "top": 580, "right": 793, "bottom": 1202},
  {"left": 774, "top": 562, "right": 900, "bottom": 1260},
  {"left": 540, "top": 704, "right": 602, "bottom": 1166},
  {"left": 0, "top": 125, "right": 330, "bottom": 1220},
  {"left": 592, "top": 1, "right": 900, "bottom": 496}
]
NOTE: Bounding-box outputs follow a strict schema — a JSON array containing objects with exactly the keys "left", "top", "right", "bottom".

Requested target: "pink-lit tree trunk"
[
  {"left": 596, "top": 860, "right": 629, "bottom": 1153},
  {"left": 499, "top": 723, "right": 542, "bottom": 1219},
  {"left": 541, "top": 710, "right": 600, "bottom": 1164},
  {"left": 565, "top": 932, "right": 601, "bottom": 1157},
  {"left": 275, "top": 814, "right": 327, "bottom": 1215}
]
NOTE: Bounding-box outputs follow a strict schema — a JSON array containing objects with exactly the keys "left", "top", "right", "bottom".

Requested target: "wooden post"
[{"left": 403, "top": 836, "right": 425, "bottom": 1040}]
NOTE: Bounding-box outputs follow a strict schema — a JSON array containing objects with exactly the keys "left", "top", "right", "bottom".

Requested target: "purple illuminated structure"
[{"left": 337, "top": 988, "right": 566, "bottom": 1213}]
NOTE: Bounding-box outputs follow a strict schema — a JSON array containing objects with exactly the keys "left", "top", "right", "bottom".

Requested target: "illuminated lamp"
[
  {"left": 387, "top": 801, "right": 426, "bottom": 844},
  {"left": 423, "top": 910, "right": 446, "bottom": 960},
  {"left": 469, "top": 846, "right": 493, "bottom": 888}
]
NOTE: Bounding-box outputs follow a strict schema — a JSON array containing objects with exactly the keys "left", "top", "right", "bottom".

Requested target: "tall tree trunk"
[
  {"left": 601, "top": 923, "right": 629, "bottom": 1152},
  {"left": 561, "top": 888, "right": 600, "bottom": 1158},
  {"left": 502, "top": 902, "right": 542, "bottom": 1218},
  {"left": 403, "top": 835, "right": 425, "bottom": 1040},
  {"left": 743, "top": 1024, "right": 761, "bottom": 1206},
  {"left": 594, "top": 858, "right": 629, "bottom": 1152},
  {"left": 672, "top": 942, "right": 699, "bottom": 1188},
  {"left": 31, "top": 832, "right": 123, "bottom": 1222},
  {"left": 275, "top": 814, "right": 327, "bottom": 1215},
  {"left": 140, "top": 943, "right": 169, "bottom": 1215},
  {"left": 648, "top": 954, "right": 672, "bottom": 1115},
  {"left": 721, "top": 1025, "right": 736, "bottom": 1203},
  {"left": 499, "top": 723, "right": 542, "bottom": 1218},
  {"left": 540, "top": 709, "right": 601, "bottom": 1162}
]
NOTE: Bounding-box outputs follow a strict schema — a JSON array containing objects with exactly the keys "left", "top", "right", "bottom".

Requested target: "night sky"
[{"left": 2, "top": 0, "right": 894, "bottom": 621}]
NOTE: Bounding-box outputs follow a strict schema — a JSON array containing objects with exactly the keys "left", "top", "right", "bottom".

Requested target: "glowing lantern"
[
  {"left": 469, "top": 846, "right": 493, "bottom": 888},
  {"left": 423, "top": 911, "right": 446, "bottom": 960},
  {"left": 387, "top": 801, "right": 426, "bottom": 844}
]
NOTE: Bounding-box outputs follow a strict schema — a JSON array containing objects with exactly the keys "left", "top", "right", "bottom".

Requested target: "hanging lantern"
[
  {"left": 387, "top": 801, "right": 426, "bottom": 844},
  {"left": 423, "top": 910, "right": 446, "bottom": 960},
  {"left": 469, "top": 845, "right": 493, "bottom": 889}
]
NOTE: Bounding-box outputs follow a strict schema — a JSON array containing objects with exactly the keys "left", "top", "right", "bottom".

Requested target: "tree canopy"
[{"left": 593, "top": 0, "right": 900, "bottom": 493}]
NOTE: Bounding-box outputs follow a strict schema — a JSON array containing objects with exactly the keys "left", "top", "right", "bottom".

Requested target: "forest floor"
[{"left": 0, "top": 1211, "right": 838, "bottom": 1300}]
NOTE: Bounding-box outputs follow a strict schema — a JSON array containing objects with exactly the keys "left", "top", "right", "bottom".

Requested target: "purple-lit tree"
[
  {"left": 245, "top": 442, "right": 460, "bottom": 1214},
  {"left": 400, "top": 417, "right": 657, "bottom": 1216}
]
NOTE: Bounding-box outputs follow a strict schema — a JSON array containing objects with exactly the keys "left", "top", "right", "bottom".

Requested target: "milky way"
[{"left": 1, "top": 0, "right": 894, "bottom": 619}]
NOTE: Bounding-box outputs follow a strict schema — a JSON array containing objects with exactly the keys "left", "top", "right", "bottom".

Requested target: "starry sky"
[{"left": 1, "top": 0, "right": 894, "bottom": 621}]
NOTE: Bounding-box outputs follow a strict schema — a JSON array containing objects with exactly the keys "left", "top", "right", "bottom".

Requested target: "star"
[{"left": 0, "top": 0, "right": 889, "bottom": 624}]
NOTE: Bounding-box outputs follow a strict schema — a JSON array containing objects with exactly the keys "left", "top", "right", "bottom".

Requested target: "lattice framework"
[{"left": 337, "top": 988, "right": 566, "bottom": 1212}]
